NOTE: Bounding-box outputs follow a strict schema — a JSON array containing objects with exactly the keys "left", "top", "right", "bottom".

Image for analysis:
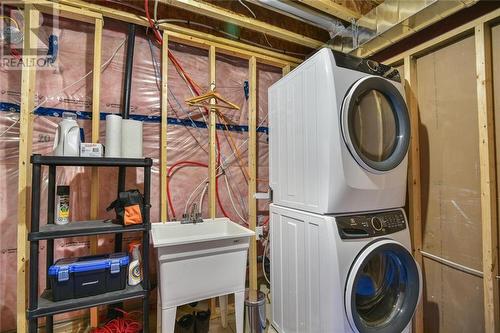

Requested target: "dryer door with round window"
[
  {"left": 345, "top": 240, "right": 422, "bottom": 333},
  {"left": 341, "top": 76, "right": 410, "bottom": 173}
]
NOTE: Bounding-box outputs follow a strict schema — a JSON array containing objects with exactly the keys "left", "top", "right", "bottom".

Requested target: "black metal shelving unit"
[{"left": 27, "top": 154, "right": 152, "bottom": 333}]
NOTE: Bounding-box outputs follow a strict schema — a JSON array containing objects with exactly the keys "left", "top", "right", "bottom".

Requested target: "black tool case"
[{"left": 48, "top": 253, "right": 129, "bottom": 301}]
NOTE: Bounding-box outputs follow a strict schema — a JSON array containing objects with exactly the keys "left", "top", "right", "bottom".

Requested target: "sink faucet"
[{"left": 181, "top": 203, "right": 204, "bottom": 224}]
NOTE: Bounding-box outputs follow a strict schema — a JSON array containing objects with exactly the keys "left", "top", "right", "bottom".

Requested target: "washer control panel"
[{"left": 336, "top": 210, "right": 407, "bottom": 239}]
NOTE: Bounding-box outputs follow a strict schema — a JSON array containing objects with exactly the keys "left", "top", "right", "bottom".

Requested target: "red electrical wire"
[
  {"left": 167, "top": 161, "right": 230, "bottom": 219},
  {"left": 91, "top": 309, "right": 142, "bottom": 333},
  {"left": 145, "top": 0, "right": 233, "bottom": 220},
  {"left": 262, "top": 216, "right": 269, "bottom": 226}
]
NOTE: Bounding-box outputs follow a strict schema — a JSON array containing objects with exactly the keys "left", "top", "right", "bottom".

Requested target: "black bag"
[{"left": 106, "top": 189, "right": 144, "bottom": 225}]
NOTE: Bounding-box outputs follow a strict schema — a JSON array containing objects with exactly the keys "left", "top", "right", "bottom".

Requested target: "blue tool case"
[{"left": 48, "top": 253, "right": 129, "bottom": 301}]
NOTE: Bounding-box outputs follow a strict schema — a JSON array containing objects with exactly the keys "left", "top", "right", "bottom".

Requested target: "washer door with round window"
[
  {"left": 341, "top": 76, "right": 410, "bottom": 174},
  {"left": 345, "top": 240, "right": 422, "bottom": 333}
]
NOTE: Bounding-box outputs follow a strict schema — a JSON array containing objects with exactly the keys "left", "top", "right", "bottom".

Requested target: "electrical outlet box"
[{"left": 255, "top": 226, "right": 264, "bottom": 240}]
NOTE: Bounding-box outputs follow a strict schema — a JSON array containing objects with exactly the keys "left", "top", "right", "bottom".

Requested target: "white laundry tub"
[{"left": 151, "top": 218, "right": 254, "bottom": 333}]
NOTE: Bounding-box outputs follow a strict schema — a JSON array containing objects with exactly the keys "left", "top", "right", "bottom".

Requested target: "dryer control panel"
[
  {"left": 331, "top": 50, "right": 401, "bottom": 83},
  {"left": 336, "top": 210, "right": 406, "bottom": 239}
]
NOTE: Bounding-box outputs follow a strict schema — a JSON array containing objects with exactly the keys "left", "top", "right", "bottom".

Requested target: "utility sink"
[
  {"left": 151, "top": 218, "right": 254, "bottom": 333},
  {"left": 151, "top": 217, "right": 254, "bottom": 247}
]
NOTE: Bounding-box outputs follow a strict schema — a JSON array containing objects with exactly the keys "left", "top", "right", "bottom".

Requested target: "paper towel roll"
[
  {"left": 105, "top": 114, "right": 122, "bottom": 158},
  {"left": 121, "top": 119, "right": 143, "bottom": 158}
]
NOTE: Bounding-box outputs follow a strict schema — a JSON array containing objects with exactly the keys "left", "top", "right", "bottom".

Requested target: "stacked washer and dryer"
[{"left": 268, "top": 48, "right": 422, "bottom": 333}]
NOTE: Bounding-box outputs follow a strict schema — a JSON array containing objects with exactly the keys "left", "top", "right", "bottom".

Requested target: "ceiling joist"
[
  {"left": 161, "top": 0, "right": 324, "bottom": 49},
  {"left": 297, "top": 0, "right": 362, "bottom": 22},
  {"left": 53, "top": 0, "right": 302, "bottom": 66}
]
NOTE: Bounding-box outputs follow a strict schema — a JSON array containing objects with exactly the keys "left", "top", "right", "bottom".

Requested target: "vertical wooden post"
[
  {"left": 475, "top": 22, "right": 499, "bottom": 333},
  {"left": 208, "top": 45, "right": 217, "bottom": 218},
  {"left": 17, "top": 5, "right": 39, "bottom": 332},
  {"left": 403, "top": 56, "right": 424, "bottom": 333},
  {"left": 161, "top": 31, "right": 169, "bottom": 222},
  {"left": 248, "top": 56, "right": 258, "bottom": 292},
  {"left": 89, "top": 17, "right": 103, "bottom": 328},
  {"left": 282, "top": 64, "right": 291, "bottom": 76},
  {"left": 207, "top": 45, "right": 218, "bottom": 317}
]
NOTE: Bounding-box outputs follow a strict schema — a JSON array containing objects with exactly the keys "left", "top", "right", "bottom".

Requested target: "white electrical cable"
[
  {"left": 198, "top": 182, "right": 208, "bottom": 214},
  {"left": 238, "top": 0, "right": 257, "bottom": 18},
  {"left": 183, "top": 179, "right": 207, "bottom": 214},
  {"left": 224, "top": 173, "right": 247, "bottom": 224},
  {"left": 154, "top": 0, "right": 159, "bottom": 23},
  {"left": 0, "top": 117, "right": 20, "bottom": 138},
  {"left": 236, "top": 1, "right": 273, "bottom": 48},
  {"left": 32, "top": 38, "right": 127, "bottom": 114},
  {"left": 262, "top": 237, "right": 271, "bottom": 284},
  {"left": 183, "top": 169, "right": 224, "bottom": 215}
]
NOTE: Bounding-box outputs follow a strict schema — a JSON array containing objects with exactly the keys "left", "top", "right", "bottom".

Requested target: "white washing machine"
[
  {"left": 269, "top": 48, "right": 410, "bottom": 214},
  {"left": 270, "top": 204, "right": 422, "bottom": 333}
]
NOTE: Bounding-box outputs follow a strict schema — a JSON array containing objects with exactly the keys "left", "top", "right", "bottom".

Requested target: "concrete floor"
[
  {"left": 154, "top": 284, "right": 278, "bottom": 333},
  {"left": 207, "top": 284, "right": 277, "bottom": 333}
]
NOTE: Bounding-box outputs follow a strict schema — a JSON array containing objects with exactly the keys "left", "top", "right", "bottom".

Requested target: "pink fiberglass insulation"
[{"left": 0, "top": 16, "right": 280, "bottom": 331}]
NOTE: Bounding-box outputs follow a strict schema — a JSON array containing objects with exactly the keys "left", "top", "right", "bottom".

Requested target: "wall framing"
[
  {"left": 384, "top": 8, "right": 500, "bottom": 333},
  {"left": 16, "top": 1, "right": 298, "bottom": 332}
]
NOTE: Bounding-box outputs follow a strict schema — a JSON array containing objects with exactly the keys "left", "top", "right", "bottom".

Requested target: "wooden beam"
[
  {"left": 165, "top": 30, "right": 294, "bottom": 67},
  {"left": 33, "top": 0, "right": 102, "bottom": 24},
  {"left": 17, "top": 5, "right": 39, "bottom": 332},
  {"left": 89, "top": 17, "right": 103, "bottom": 329},
  {"left": 161, "top": 32, "right": 169, "bottom": 222},
  {"left": 209, "top": 45, "right": 217, "bottom": 219},
  {"left": 54, "top": 0, "right": 302, "bottom": 66},
  {"left": 282, "top": 64, "right": 291, "bottom": 76},
  {"left": 297, "top": 0, "right": 361, "bottom": 22},
  {"left": 355, "top": 0, "right": 480, "bottom": 59},
  {"left": 384, "top": 7, "right": 500, "bottom": 66},
  {"left": 161, "top": 0, "right": 323, "bottom": 49},
  {"left": 248, "top": 56, "right": 258, "bottom": 292},
  {"left": 475, "top": 22, "right": 499, "bottom": 333},
  {"left": 403, "top": 55, "right": 424, "bottom": 333}
]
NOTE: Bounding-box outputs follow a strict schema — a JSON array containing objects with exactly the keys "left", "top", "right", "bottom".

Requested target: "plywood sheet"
[
  {"left": 422, "top": 257, "right": 484, "bottom": 332},
  {"left": 417, "top": 35, "right": 482, "bottom": 270},
  {"left": 416, "top": 35, "right": 484, "bottom": 332}
]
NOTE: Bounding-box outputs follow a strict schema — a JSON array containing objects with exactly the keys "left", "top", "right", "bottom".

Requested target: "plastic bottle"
[
  {"left": 55, "top": 186, "right": 70, "bottom": 225},
  {"left": 128, "top": 241, "right": 142, "bottom": 286}
]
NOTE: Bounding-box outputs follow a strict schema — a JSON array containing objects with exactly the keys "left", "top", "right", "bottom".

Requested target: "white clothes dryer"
[
  {"left": 269, "top": 48, "right": 410, "bottom": 214},
  {"left": 270, "top": 204, "right": 422, "bottom": 333}
]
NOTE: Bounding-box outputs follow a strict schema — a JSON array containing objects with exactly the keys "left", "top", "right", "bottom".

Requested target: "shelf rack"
[{"left": 27, "top": 154, "right": 152, "bottom": 333}]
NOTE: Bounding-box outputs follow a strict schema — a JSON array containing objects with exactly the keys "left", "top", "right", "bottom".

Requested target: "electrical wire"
[
  {"left": 238, "top": 0, "right": 256, "bottom": 18},
  {"left": 262, "top": 237, "right": 271, "bottom": 285},
  {"left": 0, "top": 15, "right": 19, "bottom": 29},
  {"left": 91, "top": 308, "right": 142, "bottom": 333},
  {"left": 147, "top": 35, "right": 208, "bottom": 153},
  {"left": 198, "top": 182, "right": 208, "bottom": 214},
  {"left": 0, "top": 116, "right": 20, "bottom": 138},
  {"left": 236, "top": 1, "right": 273, "bottom": 48},
  {"left": 153, "top": 0, "right": 160, "bottom": 23},
  {"left": 145, "top": 2, "right": 232, "bottom": 220},
  {"left": 155, "top": 19, "right": 305, "bottom": 57},
  {"left": 145, "top": 0, "right": 272, "bottom": 222},
  {"left": 224, "top": 173, "right": 247, "bottom": 224},
  {"left": 184, "top": 179, "right": 207, "bottom": 214},
  {"left": 33, "top": 38, "right": 126, "bottom": 115}
]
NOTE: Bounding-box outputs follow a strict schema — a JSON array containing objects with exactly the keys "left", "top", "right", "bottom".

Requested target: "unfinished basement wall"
[
  {"left": 0, "top": 16, "right": 279, "bottom": 332},
  {"left": 415, "top": 35, "right": 485, "bottom": 332}
]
